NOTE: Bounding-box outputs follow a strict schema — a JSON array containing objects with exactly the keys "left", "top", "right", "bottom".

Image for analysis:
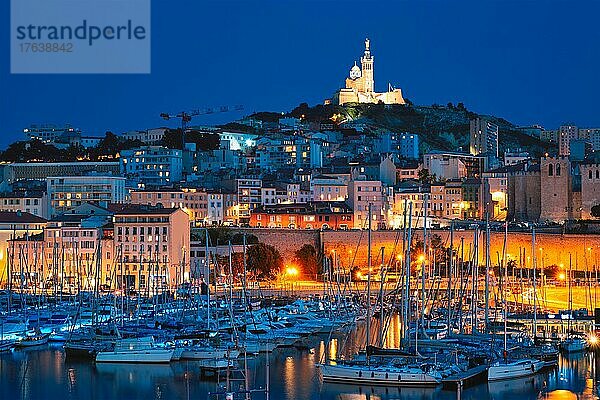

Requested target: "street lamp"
[
  {"left": 395, "top": 254, "right": 402, "bottom": 275},
  {"left": 285, "top": 266, "right": 299, "bottom": 295}
]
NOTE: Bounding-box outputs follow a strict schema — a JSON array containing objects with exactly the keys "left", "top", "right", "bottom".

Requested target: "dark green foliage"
[
  {"left": 217, "top": 122, "right": 258, "bottom": 134},
  {"left": 88, "top": 132, "right": 144, "bottom": 160},
  {"left": 246, "top": 112, "right": 282, "bottom": 123},
  {"left": 161, "top": 129, "right": 220, "bottom": 151},
  {"left": 246, "top": 243, "right": 283, "bottom": 280},
  {"left": 417, "top": 169, "right": 437, "bottom": 184},
  {"left": 294, "top": 244, "right": 321, "bottom": 277},
  {"left": 1, "top": 131, "right": 147, "bottom": 162},
  {"left": 195, "top": 227, "right": 258, "bottom": 246},
  {"left": 1, "top": 140, "right": 64, "bottom": 162}
]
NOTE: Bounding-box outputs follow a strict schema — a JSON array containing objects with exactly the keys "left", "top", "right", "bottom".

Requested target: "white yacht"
[
  {"left": 488, "top": 359, "right": 544, "bottom": 381},
  {"left": 317, "top": 363, "right": 442, "bottom": 386},
  {"left": 96, "top": 337, "right": 174, "bottom": 364},
  {"left": 180, "top": 347, "right": 240, "bottom": 360}
]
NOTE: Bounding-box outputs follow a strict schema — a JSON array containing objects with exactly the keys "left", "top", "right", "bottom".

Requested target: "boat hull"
[
  {"left": 180, "top": 349, "right": 240, "bottom": 360},
  {"left": 488, "top": 360, "right": 544, "bottom": 381},
  {"left": 15, "top": 334, "right": 50, "bottom": 348},
  {"left": 318, "top": 364, "right": 441, "bottom": 387},
  {"left": 560, "top": 339, "right": 588, "bottom": 354},
  {"left": 96, "top": 349, "right": 174, "bottom": 364}
]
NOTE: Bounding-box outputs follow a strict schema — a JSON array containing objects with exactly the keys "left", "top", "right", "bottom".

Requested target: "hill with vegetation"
[{"left": 256, "top": 102, "right": 554, "bottom": 157}]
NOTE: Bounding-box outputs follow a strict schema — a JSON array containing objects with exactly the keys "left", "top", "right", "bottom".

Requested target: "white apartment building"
[
  {"left": 206, "top": 190, "right": 237, "bottom": 225},
  {"left": 237, "top": 178, "right": 262, "bottom": 223},
  {"left": 47, "top": 175, "right": 126, "bottom": 216},
  {"left": 347, "top": 178, "right": 384, "bottom": 229},
  {"left": 0, "top": 191, "right": 48, "bottom": 218},
  {"left": 310, "top": 176, "right": 348, "bottom": 202},
  {"left": 558, "top": 125, "right": 579, "bottom": 156},
  {"left": 580, "top": 128, "right": 600, "bottom": 151},
  {"left": 120, "top": 146, "right": 183, "bottom": 187},
  {"left": 470, "top": 118, "right": 499, "bottom": 158}
]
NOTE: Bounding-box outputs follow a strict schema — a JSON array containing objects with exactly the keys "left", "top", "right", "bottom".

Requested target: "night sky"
[{"left": 1, "top": 0, "right": 599, "bottom": 147}]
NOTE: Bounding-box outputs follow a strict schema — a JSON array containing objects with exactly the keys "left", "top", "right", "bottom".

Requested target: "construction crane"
[{"left": 160, "top": 105, "right": 244, "bottom": 149}]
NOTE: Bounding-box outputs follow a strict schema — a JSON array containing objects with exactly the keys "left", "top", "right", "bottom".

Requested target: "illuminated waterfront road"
[{"left": 235, "top": 281, "right": 600, "bottom": 313}]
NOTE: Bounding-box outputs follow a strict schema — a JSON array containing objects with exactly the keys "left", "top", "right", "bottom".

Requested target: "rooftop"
[
  {"left": 108, "top": 204, "right": 181, "bottom": 215},
  {"left": 0, "top": 211, "right": 47, "bottom": 224}
]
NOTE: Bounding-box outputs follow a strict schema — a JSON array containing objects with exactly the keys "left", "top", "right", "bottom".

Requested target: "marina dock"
[{"left": 442, "top": 365, "right": 488, "bottom": 389}]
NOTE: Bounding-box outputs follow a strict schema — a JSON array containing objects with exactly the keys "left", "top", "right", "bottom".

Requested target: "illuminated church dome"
[{"left": 349, "top": 62, "right": 361, "bottom": 80}]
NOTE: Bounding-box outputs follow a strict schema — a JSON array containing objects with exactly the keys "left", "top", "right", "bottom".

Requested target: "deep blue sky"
[{"left": 2, "top": 0, "right": 600, "bottom": 148}]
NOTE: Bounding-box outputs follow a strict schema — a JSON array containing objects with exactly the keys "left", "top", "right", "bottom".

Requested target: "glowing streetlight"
[{"left": 285, "top": 266, "right": 299, "bottom": 278}]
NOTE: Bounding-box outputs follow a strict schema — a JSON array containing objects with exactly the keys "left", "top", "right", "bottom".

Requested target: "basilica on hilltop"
[{"left": 330, "top": 39, "right": 405, "bottom": 106}]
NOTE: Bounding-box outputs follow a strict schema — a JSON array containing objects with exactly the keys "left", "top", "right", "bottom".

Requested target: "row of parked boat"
[{"left": 0, "top": 293, "right": 361, "bottom": 374}]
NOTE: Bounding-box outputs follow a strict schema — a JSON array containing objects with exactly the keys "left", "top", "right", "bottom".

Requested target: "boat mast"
[
  {"left": 447, "top": 221, "right": 454, "bottom": 338},
  {"left": 472, "top": 227, "right": 479, "bottom": 335},
  {"left": 242, "top": 233, "right": 248, "bottom": 309},
  {"left": 568, "top": 254, "right": 573, "bottom": 339},
  {"left": 366, "top": 203, "right": 372, "bottom": 364},
  {"left": 378, "top": 246, "right": 385, "bottom": 347},
  {"left": 420, "top": 194, "right": 428, "bottom": 339},
  {"left": 205, "top": 228, "right": 211, "bottom": 330},
  {"left": 400, "top": 199, "right": 408, "bottom": 343},
  {"left": 404, "top": 202, "right": 413, "bottom": 347},
  {"left": 485, "top": 212, "right": 490, "bottom": 333},
  {"left": 532, "top": 226, "right": 537, "bottom": 340},
  {"left": 502, "top": 217, "right": 508, "bottom": 353}
]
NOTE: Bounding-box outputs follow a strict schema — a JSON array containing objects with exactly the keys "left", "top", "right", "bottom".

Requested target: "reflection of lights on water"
[
  {"left": 68, "top": 368, "right": 76, "bottom": 391},
  {"left": 542, "top": 390, "right": 577, "bottom": 400},
  {"left": 559, "top": 372, "right": 568, "bottom": 382},
  {"left": 284, "top": 353, "right": 296, "bottom": 397},
  {"left": 336, "top": 394, "right": 382, "bottom": 400},
  {"left": 329, "top": 338, "right": 338, "bottom": 360}
]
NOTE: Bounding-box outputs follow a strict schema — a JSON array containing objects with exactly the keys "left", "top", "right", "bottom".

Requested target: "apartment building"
[{"left": 112, "top": 206, "right": 190, "bottom": 291}]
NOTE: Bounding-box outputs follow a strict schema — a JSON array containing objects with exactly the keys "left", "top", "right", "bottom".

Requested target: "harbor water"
[{"left": 0, "top": 320, "right": 598, "bottom": 400}]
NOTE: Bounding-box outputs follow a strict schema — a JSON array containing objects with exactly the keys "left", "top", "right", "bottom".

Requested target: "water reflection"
[{"left": 1, "top": 326, "right": 600, "bottom": 400}]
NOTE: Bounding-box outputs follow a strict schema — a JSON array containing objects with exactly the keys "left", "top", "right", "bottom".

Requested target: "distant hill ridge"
[{"left": 247, "top": 102, "right": 553, "bottom": 157}]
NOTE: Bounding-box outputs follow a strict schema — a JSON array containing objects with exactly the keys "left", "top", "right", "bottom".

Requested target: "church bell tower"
[{"left": 360, "top": 38, "right": 374, "bottom": 93}]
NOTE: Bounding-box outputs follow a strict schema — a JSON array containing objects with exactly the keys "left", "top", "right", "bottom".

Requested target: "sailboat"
[
  {"left": 318, "top": 362, "right": 442, "bottom": 386},
  {"left": 318, "top": 202, "right": 442, "bottom": 387},
  {"left": 95, "top": 337, "right": 174, "bottom": 364},
  {"left": 560, "top": 254, "right": 588, "bottom": 354},
  {"left": 0, "top": 318, "right": 17, "bottom": 352},
  {"left": 488, "top": 225, "right": 544, "bottom": 381},
  {"left": 15, "top": 328, "right": 50, "bottom": 348}
]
